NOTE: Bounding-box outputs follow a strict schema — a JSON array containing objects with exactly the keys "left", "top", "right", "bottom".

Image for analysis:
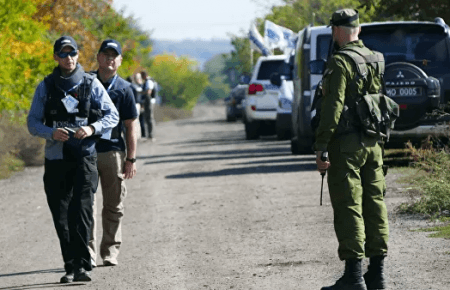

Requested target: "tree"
[
  {"left": 0, "top": 0, "right": 53, "bottom": 112},
  {"left": 359, "top": 0, "right": 450, "bottom": 22},
  {"left": 227, "top": 0, "right": 379, "bottom": 80},
  {"left": 150, "top": 54, "right": 209, "bottom": 110}
]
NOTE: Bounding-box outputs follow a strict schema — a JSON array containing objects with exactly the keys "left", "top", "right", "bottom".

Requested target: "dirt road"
[{"left": 1, "top": 104, "right": 449, "bottom": 290}]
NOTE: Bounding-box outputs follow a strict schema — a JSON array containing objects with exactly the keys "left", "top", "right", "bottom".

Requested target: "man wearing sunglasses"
[
  {"left": 88, "top": 39, "right": 138, "bottom": 268},
  {"left": 27, "top": 35, "right": 119, "bottom": 284}
]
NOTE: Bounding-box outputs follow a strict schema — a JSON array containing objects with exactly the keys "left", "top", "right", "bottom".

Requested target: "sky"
[{"left": 112, "top": 0, "right": 285, "bottom": 41}]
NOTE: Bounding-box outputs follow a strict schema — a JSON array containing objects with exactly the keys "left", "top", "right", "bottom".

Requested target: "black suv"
[{"left": 359, "top": 18, "right": 450, "bottom": 146}]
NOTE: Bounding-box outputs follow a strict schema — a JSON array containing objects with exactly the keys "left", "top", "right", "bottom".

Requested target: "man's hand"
[
  {"left": 123, "top": 160, "right": 137, "bottom": 179},
  {"left": 52, "top": 128, "right": 69, "bottom": 142},
  {"left": 316, "top": 151, "right": 330, "bottom": 174},
  {"left": 75, "top": 126, "right": 94, "bottom": 139}
]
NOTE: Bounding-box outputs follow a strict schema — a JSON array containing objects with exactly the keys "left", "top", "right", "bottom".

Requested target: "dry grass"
[
  {"left": 0, "top": 112, "right": 45, "bottom": 179},
  {"left": 154, "top": 104, "right": 193, "bottom": 122},
  {"left": 0, "top": 105, "right": 192, "bottom": 180}
]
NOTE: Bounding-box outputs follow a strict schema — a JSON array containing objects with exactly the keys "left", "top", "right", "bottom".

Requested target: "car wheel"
[
  {"left": 291, "top": 138, "right": 300, "bottom": 155},
  {"left": 277, "top": 128, "right": 290, "bottom": 140},
  {"left": 245, "top": 121, "right": 260, "bottom": 140}
]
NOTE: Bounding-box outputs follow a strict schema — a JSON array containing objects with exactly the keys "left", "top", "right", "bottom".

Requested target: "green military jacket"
[{"left": 314, "top": 40, "right": 384, "bottom": 152}]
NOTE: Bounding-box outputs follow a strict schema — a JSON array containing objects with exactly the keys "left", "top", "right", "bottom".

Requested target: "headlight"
[{"left": 278, "top": 98, "right": 292, "bottom": 110}]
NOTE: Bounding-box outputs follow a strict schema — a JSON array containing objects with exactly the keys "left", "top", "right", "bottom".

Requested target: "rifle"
[{"left": 320, "top": 151, "right": 328, "bottom": 206}]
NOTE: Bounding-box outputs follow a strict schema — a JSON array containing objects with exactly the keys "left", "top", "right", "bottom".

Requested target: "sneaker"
[
  {"left": 91, "top": 258, "right": 97, "bottom": 268},
  {"left": 103, "top": 260, "right": 118, "bottom": 266},
  {"left": 74, "top": 268, "right": 92, "bottom": 282},
  {"left": 60, "top": 272, "right": 74, "bottom": 283}
]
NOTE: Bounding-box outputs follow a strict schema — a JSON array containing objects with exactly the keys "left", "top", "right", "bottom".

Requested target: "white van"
[
  {"left": 291, "top": 25, "right": 332, "bottom": 154},
  {"left": 243, "top": 55, "right": 293, "bottom": 140}
]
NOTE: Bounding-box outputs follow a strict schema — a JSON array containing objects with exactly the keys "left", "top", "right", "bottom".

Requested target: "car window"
[
  {"left": 257, "top": 60, "right": 292, "bottom": 80},
  {"left": 316, "top": 34, "right": 332, "bottom": 61},
  {"left": 360, "top": 25, "right": 450, "bottom": 65}
]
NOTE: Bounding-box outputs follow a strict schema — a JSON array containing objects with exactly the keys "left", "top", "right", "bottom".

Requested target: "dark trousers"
[
  {"left": 143, "top": 96, "right": 154, "bottom": 138},
  {"left": 139, "top": 113, "right": 146, "bottom": 137},
  {"left": 44, "top": 155, "right": 98, "bottom": 273}
]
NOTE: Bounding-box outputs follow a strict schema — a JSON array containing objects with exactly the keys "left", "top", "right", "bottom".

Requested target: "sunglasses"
[{"left": 57, "top": 50, "right": 78, "bottom": 58}]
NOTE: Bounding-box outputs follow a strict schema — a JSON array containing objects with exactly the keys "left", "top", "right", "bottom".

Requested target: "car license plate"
[{"left": 386, "top": 87, "right": 422, "bottom": 97}]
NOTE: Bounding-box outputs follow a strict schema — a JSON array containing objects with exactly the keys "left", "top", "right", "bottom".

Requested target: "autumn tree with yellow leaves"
[
  {"left": 0, "top": 0, "right": 53, "bottom": 111},
  {"left": 0, "top": 0, "right": 208, "bottom": 112}
]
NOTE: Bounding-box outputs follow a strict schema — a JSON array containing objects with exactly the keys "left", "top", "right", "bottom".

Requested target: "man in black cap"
[
  {"left": 315, "top": 9, "right": 392, "bottom": 290},
  {"left": 28, "top": 36, "right": 119, "bottom": 283},
  {"left": 88, "top": 39, "right": 138, "bottom": 267}
]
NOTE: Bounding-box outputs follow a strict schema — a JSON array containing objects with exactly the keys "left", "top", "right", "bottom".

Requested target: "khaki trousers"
[{"left": 89, "top": 151, "right": 127, "bottom": 264}]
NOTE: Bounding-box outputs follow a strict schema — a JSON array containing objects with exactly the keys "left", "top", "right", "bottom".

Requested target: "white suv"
[{"left": 243, "top": 55, "right": 292, "bottom": 140}]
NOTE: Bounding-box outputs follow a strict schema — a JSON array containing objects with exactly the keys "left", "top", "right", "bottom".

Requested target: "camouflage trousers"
[{"left": 327, "top": 134, "right": 389, "bottom": 260}]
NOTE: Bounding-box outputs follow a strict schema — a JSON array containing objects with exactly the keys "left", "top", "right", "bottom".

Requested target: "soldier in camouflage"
[{"left": 315, "top": 9, "right": 389, "bottom": 290}]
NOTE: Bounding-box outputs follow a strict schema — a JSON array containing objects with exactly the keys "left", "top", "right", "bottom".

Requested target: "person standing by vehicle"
[
  {"left": 27, "top": 36, "right": 119, "bottom": 283},
  {"left": 126, "top": 75, "right": 143, "bottom": 139},
  {"left": 141, "top": 71, "right": 155, "bottom": 141},
  {"left": 89, "top": 39, "right": 139, "bottom": 267},
  {"left": 315, "top": 9, "right": 390, "bottom": 290}
]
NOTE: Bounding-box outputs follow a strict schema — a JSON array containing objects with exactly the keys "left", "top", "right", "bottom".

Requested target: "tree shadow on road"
[
  {"left": 0, "top": 268, "right": 85, "bottom": 290},
  {"left": 165, "top": 162, "right": 316, "bottom": 179},
  {"left": 0, "top": 283, "right": 83, "bottom": 290},
  {"left": 139, "top": 146, "right": 292, "bottom": 160},
  {"left": 0, "top": 268, "right": 64, "bottom": 278},
  {"left": 143, "top": 153, "right": 294, "bottom": 165},
  {"left": 227, "top": 156, "right": 315, "bottom": 166}
]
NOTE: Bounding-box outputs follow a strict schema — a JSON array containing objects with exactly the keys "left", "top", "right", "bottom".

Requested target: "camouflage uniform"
[{"left": 316, "top": 9, "right": 390, "bottom": 290}]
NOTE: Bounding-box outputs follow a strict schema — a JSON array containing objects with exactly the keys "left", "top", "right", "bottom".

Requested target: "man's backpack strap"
[{"left": 336, "top": 48, "right": 385, "bottom": 78}]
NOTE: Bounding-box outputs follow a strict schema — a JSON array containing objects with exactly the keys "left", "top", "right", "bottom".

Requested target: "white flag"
[
  {"left": 249, "top": 23, "right": 272, "bottom": 56},
  {"left": 264, "top": 20, "right": 296, "bottom": 53}
]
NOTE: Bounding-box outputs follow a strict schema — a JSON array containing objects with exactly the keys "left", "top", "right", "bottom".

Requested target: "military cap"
[{"left": 329, "top": 9, "right": 359, "bottom": 27}]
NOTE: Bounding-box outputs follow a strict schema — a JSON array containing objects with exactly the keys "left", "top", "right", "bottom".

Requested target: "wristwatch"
[{"left": 126, "top": 158, "right": 136, "bottom": 163}]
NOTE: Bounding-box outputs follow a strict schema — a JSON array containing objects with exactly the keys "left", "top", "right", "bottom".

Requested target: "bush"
[
  {"left": 0, "top": 111, "right": 45, "bottom": 179},
  {"left": 398, "top": 139, "right": 450, "bottom": 217}
]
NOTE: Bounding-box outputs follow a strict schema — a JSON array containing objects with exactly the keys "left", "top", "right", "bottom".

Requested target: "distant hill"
[{"left": 151, "top": 39, "right": 234, "bottom": 70}]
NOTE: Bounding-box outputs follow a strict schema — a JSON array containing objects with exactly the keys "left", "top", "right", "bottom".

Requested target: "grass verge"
[{"left": 394, "top": 139, "right": 450, "bottom": 238}]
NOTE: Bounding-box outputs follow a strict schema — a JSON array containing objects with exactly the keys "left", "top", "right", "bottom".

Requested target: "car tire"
[
  {"left": 227, "top": 115, "right": 236, "bottom": 122},
  {"left": 291, "top": 138, "right": 300, "bottom": 155},
  {"left": 291, "top": 137, "right": 313, "bottom": 155},
  {"left": 276, "top": 126, "right": 291, "bottom": 140},
  {"left": 245, "top": 121, "right": 260, "bottom": 140}
]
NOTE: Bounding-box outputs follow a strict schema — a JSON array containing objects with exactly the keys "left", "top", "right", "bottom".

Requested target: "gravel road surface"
[{"left": 1, "top": 104, "right": 449, "bottom": 290}]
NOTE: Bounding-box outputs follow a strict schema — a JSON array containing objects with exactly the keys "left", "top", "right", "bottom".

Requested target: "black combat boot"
[
  {"left": 363, "top": 256, "right": 386, "bottom": 290},
  {"left": 321, "top": 259, "right": 367, "bottom": 290}
]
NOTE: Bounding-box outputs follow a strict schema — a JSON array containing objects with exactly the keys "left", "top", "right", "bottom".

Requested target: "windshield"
[
  {"left": 360, "top": 25, "right": 450, "bottom": 67},
  {"left": 257, "top": 60, "right": 292, "bottom": 80}
]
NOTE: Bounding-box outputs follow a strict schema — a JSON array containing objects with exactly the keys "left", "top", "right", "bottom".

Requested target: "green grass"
[
  {"left": 0, "top": 151, "right": 25, "bottom": 180},
  {"left": 390, "top": 139, "right": 450, "bottom": 238},
  {"left": 412, "top": 217, "right": 450, "bottom": 239}
]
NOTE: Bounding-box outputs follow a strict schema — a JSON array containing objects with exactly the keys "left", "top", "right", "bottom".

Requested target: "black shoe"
[
  {"left": 321, "top": 259, "right": 367, "bottom": 290},
  {"left": 364, "top": 256, "right": 386, "bottom": 289},
  {"left": 74, "top": 268, "right": 92, "bottom": 282},
  {"left": 60, "top": 272, "right": 74, "bottom": 283},
  {"left": 321, "top": 276, "right": 367, "bottom": 290}
]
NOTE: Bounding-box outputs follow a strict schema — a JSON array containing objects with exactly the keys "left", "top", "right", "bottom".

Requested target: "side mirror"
[
  {"left": 239, "top": 75, "right": 251, "bottom": 84},
  {"left": 270, "top": 72, "right": 282, "bottom": 87},
  {"left": 309, "top": 59, "right": 326, "bottom": 75}
]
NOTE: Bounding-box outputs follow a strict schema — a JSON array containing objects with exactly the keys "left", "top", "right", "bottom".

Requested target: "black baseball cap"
[
  {"left": 98, "top": 39, "right": 122, "bottom": 55},
  {"left": 54, "top": 36, "right": 78, "bottom": 54},
  {"left": 329, "top": 9, "right": 360, "bottom": 27}
]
